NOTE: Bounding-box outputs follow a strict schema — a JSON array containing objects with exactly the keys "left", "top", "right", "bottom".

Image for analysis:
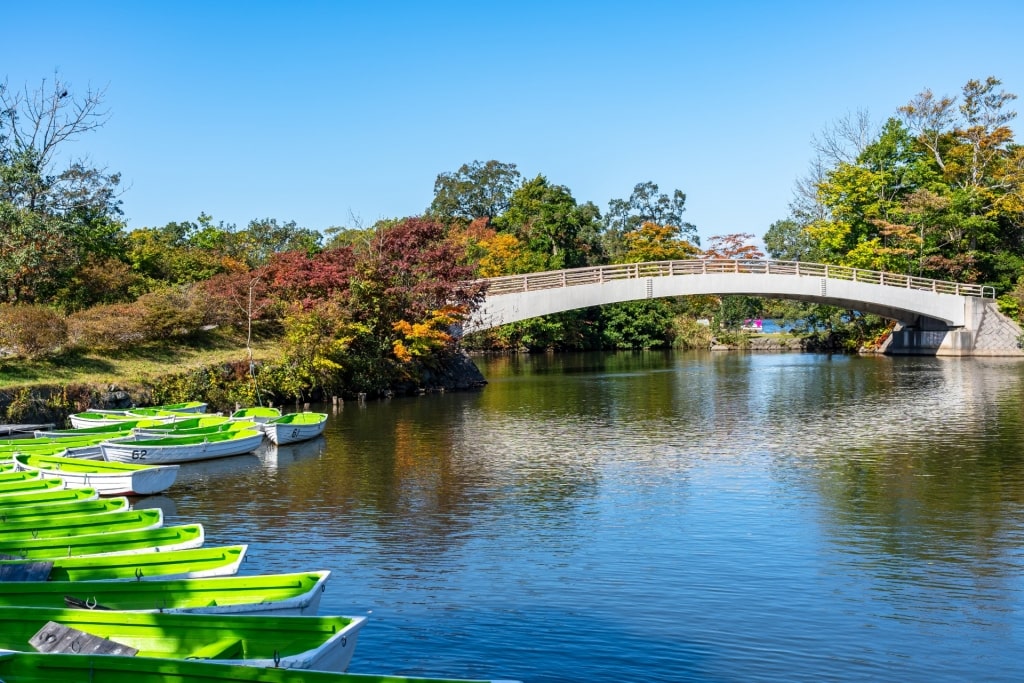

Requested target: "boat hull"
[
  {"left": 0, "top": 606, "right": 364, "bottom": 671},
  {"left": 0, "top": 497, "right": 128, "bottom": 524},
  {"left": 264, "top": 413, "right": 328, "bottom": 445},
  {"left": 101, "top": 431, "right": 265, "bottom": 465},
  {"left": 0, "top": 509, "right": 163, "bottom": 541},
  {"left": 0, "top": 544, "right": 247, "bottom": 581},
  {"left": 13, "top": 454, "right": 179, "bottom": 496},
  {"left": 0, "top": 570, "right": 329, "bottom": 615},
  {"left": 0, "top": 523, "right": 204, "bottom": 559},
  {"left": 0, "top": 487, "right": 98, "bottom": 508},
  {"left": 0, "top": 652, "right": 521, "bottom": 683}
]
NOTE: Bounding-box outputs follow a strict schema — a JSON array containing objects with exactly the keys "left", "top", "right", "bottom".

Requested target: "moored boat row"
[
  {"left": 0, "top": 401, "right": 518, "bottom": 682},
  {"left": 48, "top": 404, "right": 329, "bottom": 466},
  {"left": 0, "top": 652, "right": 519, "bottom": 683}
]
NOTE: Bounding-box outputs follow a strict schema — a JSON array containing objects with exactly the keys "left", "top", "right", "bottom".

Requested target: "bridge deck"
[{"left": 482, "top": 260, "right": 994, "bottom": 299}]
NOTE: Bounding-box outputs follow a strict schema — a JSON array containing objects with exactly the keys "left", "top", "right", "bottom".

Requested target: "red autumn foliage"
[
  {"left": 350, "top": 217, "right": 484, "bottom": 331},
  {"left": 264, "top": 247, "right": 356, "bottom": 306}
]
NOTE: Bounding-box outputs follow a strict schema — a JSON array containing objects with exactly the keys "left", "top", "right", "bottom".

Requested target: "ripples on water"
[{"left": 166, "top": 352, "right": 1024, "bottom": 682}]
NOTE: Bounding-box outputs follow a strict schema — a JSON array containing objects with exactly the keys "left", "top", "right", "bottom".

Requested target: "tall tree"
[
  {"left": 342, "top": 217, "right": 485, "bottom": 390},
  {"left": 428, "top": 160, "right": 522, "bottom": 223},
  {"left": 621, "top": 222, "right": 700, "bottom": 262},
  {"left": 802, "top": 77, "right": 1023, "bottom": 286},
  {"left": 899, "top": 77, "right": 1024, "bottom": 286},
  {"left": 494, "top": 175, "right": 601, "bottom": 270},
  {"left": 703, "top": 233, "right": 765, "bottom": 260},
  {"left": 0, "top": 75, "right": 123, "bottom": 306},
  {"left": 234, "top": 217, "right": 322, "bottom": 267},
  {"left": 604, "top": 181, "right": 698, "bottom": 261},
  {"left": 763, "top": 219, "right": 818, "bottom": 261}
]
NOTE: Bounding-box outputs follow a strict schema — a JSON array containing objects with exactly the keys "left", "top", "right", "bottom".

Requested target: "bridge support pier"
[{"left": 884, "top": 299, "right": 1024, "bottom": 357}]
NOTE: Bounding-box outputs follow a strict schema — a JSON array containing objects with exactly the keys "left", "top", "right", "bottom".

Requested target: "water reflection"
[
  {"left": 130, "top": 494, "right": 178, "bottom": 517},
  {"left": 258, "top": 435, "right": 327, "bottom": 470},
  {"left": 174, "top": 454, "right": 263, "bottom": 485},
  {"left": 165, "top": 352, "right": 1024, "bottom": 682}
]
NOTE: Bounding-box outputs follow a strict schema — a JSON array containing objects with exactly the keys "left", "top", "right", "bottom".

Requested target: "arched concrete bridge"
[{"left": 463, "top": 259, "right": 1024, "bottom": 356}]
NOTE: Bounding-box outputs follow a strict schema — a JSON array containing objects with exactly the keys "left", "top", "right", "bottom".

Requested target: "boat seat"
[{"left": 187, "top": 637, "right": 244, "bottom": 660}]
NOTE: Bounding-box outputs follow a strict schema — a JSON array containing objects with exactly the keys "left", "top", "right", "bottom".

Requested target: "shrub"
[
  {"left": 135, "top": 285, "right": 210, "bottom": 339},
  {"left": 673, "top": 316, "right": 714, "bottom": 350},
  {"left": 0, "top": 304, "right": 67, "bottom": 359},
  {"left": 66, "top": 303, "right": 147, "bottom": 351}
]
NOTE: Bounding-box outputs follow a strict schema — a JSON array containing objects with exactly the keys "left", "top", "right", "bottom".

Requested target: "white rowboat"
[
  {"left": 264, "top": 412, "right": 329, "bottom": 445},
  {"left": 13, "top": 453, "right": 179, "bottom": 496},
  {"left": 101, "top": 430, "right": 265, "bottom": 465}
]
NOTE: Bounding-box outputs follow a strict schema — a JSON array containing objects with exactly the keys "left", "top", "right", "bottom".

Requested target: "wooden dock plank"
[{"left": 30, "top": 621, "right": 138, "bottom": 655}]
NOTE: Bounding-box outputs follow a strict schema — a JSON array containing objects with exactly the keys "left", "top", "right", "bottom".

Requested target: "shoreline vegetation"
[
  {"left": 0, "top": 326, "right": 848, "bottom": 428},
  {"left": 3, "top": 75, "right": 1022, "bottom": 425}
]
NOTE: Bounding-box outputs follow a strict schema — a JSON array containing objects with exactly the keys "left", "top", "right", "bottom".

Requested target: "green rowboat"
[
  {"left": 0, "top": 477, "right": 63, "bottom": 497},
  {"left": 2, "top": 433, "right": 122, "bottom": 448},
  {"left": 0, "top": 570, "right": 330, "bottom": 615},
  {"left": 229, "top": 405, "right": 282, "bottom": 423},
  {"left": 132, "top": 415, "right": 230, "bottom": 431},
  {"left": 0, "top": 487, "right": 98, "bottom": 508},
  {"left": 0, "top": 497, "right": 128, "bottom": 523},
  {"left": 89, "top": 401, "right": 208, "bottom": 417},
  {"left": 0, "top": 653, "right": 520, "bottom": 683},
  {"left": 1, "top": 434, "right": 126, "bottom": 460},
  {"left": 69, "top": 412, "right": 153, "bottom": 428},
  {"left": 0, "top": 470, "right": 41, "bottom": 485},
  {"left": 0, "top": 523, "right": 204, "bottom": 559},
  {"left": 33, "top": 420, "right": 160, "bottom": 438},
  {"left": 144, "top": 401, "right": 207, "bottom": 411},
  {"left": 0, "top": 544, "right": 247, "bottom": 581},
  {"left": 68, "top": 410, "right": 197, "bottom": 429},
  {"left": 0, "top": 606, "right": 364, "bottom": 671},
  {"left": 0, "top": 508, "right": 163, "bottom": 541},
  {"left": 131, "top": 419, "right": 255, "bottom": 439}
]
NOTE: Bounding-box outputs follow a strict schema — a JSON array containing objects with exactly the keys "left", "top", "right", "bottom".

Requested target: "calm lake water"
[{"left": 162, "top": 351, "right": 1024, "bottom": 682}]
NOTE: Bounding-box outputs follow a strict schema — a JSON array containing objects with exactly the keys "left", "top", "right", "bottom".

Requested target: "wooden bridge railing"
[{"left": 480, "top": 260, "right": 996, "bottom": 299}]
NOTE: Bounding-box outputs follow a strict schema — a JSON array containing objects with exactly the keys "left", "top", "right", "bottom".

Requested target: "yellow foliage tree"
[
  {"left": 621, "top": 222, "right": 700, "bottom": 263},
  {"left": 392, "top": 306, "right": 462, "bottom": 363}
]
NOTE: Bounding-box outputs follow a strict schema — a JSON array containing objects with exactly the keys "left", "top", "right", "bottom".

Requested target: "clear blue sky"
[{"left": 4, "top": 1, "right": 1022, "bottom": 246}]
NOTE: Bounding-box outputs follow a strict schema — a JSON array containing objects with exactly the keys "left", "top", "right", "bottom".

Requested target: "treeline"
[
  {"left": 2, "top": 74, "right": 1023, "bottom": 398},
  {"left": 768, "top": 77, "right": 1024, "bottom": 295}
]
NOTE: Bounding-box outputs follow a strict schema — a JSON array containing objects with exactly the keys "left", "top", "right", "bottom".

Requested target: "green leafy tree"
[
  {"left": 763, "top": 219, "right": 819, "bottom": 261},
  {"left": 126, "top": 216, "right": 248, "bottom": 286},
  {"left": 604, "top": 181, "right": 698, "bottom": 261},
  {"left": 600, "top": 300, "right": 677, "bottom": 349},
  {"left": 899, "top": 77, "right": 1024, "bottom": 286},
  {"left": 279, "top": 299, "right": 360, "bottom": 401},
  {"left": 0, "top": 75, "right": 124, "bottom": 306},
  {"left": 492, "top": 310, "right": 602, "bottom": 352},
  {"left": 494, "top": 175, "right": 601, "bottom": 270},
  {"left": 234, "top": 218, "right": 322, "bottom": 268},
  {"left": 428, "top": 160, "right": 522, "bottom": 223},
  {"left": 804, "top": 77, "right": 1023, "bottom": 289}
]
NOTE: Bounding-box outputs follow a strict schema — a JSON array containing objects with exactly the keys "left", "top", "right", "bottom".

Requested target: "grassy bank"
[{"left": 0, "top": 331, "right": 280, "bottom": 390}]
